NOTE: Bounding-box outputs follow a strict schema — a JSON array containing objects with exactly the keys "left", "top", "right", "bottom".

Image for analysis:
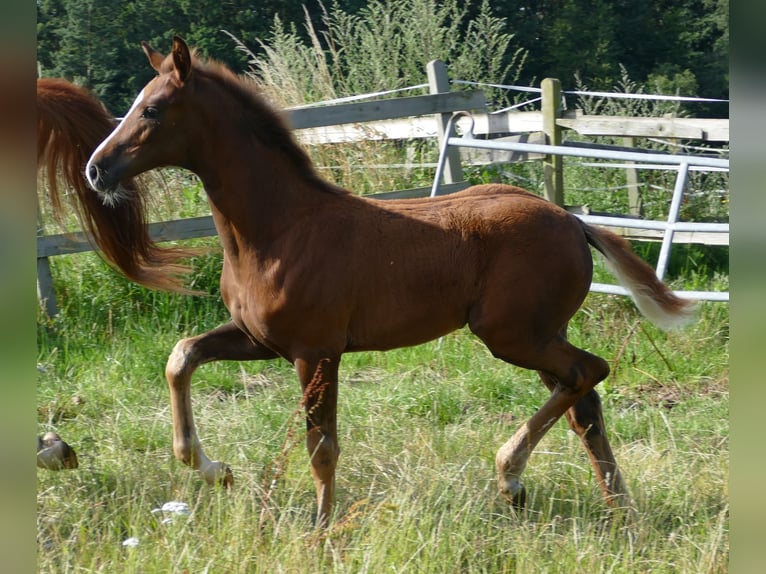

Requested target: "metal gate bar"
[{"left": 430, "top": 114, "right": 729, "bottom": 302}]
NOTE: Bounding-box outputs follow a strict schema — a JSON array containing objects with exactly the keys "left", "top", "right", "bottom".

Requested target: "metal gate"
[{"left": 430, "top": 114, "right": 729, "bottom": 302}]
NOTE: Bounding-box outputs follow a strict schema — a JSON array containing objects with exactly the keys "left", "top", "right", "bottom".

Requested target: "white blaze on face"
[{"left": 85, "top": 89, "right": 146, "bottom": 189}]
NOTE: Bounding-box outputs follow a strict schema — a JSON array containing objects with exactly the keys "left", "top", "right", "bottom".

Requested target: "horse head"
[{"left": 86, "top": 36, "right": 196, "bottom": 203}]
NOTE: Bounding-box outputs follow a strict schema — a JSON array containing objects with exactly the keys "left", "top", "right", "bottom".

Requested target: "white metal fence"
[{"left": 430, "top": 113, "right": 729, "bottom": 302}]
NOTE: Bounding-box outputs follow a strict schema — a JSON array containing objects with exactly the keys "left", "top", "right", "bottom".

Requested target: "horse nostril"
[{"left": 88, "top": 164, "right": 99, "bottom": 181}]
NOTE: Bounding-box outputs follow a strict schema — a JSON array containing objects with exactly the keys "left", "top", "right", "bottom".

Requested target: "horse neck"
[
  {"left": 184, "top": 76, "right": 346, "bottom": 251},
  {"left": 197, "top": 136, "right": 340, "bottom": 254}
]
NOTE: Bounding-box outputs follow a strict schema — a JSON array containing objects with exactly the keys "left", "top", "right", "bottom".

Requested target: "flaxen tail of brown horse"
[
  {"left": 37, "top": 78, "right": 196, "bottom": 293},
  {"left": 582, "top": 221, "right": 697, "bottom": 330}
]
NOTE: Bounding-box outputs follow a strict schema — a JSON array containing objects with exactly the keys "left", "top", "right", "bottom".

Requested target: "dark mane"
[{"left": 188, "top": 56, "right": 347, "bottom": 196}]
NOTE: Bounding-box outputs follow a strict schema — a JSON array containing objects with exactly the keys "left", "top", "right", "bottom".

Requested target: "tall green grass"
[{"left": 221, "top": 0, "right": 528, "bottom": 197}]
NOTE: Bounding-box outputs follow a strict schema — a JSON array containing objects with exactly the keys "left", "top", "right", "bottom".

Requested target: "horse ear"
[
  {"left": 171, "top": 36, "right": 193, "bottom": 83},
  {"left": 141, "top": 41, "right": 165, "bottom": 73}
]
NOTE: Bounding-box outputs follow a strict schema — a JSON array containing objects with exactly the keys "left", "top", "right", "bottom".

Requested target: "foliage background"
[{"left": 37, "top": 0, "right": 728, "bottom": 115}]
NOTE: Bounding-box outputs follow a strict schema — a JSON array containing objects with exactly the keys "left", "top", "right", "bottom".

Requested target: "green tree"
[
  {"left": 36, "top": 0, "right": 65, "bottom": 75},
  {"left": 37, "top": 0, "right": 728, "bottom": 114},
  {"left": 482, "top": 0, "right": 727, "bottom": 101},
  {"left": 36, "top": 0, "right": 311, "bottom": 112},
  {"left": 41, "top": 0, "right": 124, "bottom": 92}
]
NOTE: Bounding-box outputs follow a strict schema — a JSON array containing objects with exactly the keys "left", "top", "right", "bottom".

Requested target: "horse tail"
[
  {"left": 580, "top": 220, "right": 697, "bottom": 330},
  {"left": 37, "top": 78, "right": 199, "bottom": 294}
]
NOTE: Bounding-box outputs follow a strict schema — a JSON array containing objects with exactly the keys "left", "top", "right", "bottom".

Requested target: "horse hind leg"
[
  {"left": 488, "top": 334, "right": 611, "bottom": 510},
  {"left": 165, "top": 321, "right": 278, "bottom": 487},
  {"left": 538, "top": 374, "right": 635, "bottom": 516}
]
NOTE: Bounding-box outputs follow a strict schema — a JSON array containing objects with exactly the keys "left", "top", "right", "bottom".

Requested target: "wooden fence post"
[
  {"left": 37, "top": 199, "right": 58, "bottom": 317},
  {"left": 623, "top": 136, "right": 643, "bottom": 216},
  {"left": 427, "top": 59, "right": 464, "bottom": 191},
  {"left": 541, "top": 78, "right": 564, "bottom": 206},
  {"left": 37, "top": 256, "right": 58, "bottom": 317}
]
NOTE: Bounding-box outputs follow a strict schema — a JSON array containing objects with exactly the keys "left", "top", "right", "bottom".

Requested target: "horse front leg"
[
  {"left": 295, "top": 356, "right": 340, "bottom": 528},
  {"left": 165, "top": 321, "right": 278, "bottom": 486}
]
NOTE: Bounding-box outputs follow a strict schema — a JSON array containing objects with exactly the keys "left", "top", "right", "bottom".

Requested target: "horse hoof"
[
  {"left": 200, "top": 461, "right": 234, "bottom": 488},
  {"left": 511, "top": 485, "right": 526, "bottom": 510},
  {"left": 498, "top": 476, "right": 526, "bottom": 510},
  {"left": 220, "top": 466, "right": 234, "bottom": 489},
  {"left": 37, "top": 432, "right": 79, "bottom": 470}
]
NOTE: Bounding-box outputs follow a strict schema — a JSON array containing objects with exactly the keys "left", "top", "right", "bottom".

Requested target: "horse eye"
[{"left": 142, "top": 106, "right": 159, "bottom": 120}]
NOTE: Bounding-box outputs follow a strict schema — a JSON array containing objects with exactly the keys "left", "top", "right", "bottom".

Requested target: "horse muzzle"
[
  {"left": 86, "top": 158, "right": 136, "bottom": 207},
  {"left": 86, "top": 161, "right": 115, "bottom": 193}
]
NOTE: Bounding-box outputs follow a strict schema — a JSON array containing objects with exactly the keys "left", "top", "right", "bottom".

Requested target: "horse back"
[
  {"left": 220, "top": 183, "right": 593, "bottom": 357},
  {"left": 339, "top": 184, "right": 593, "bottom": 350}
]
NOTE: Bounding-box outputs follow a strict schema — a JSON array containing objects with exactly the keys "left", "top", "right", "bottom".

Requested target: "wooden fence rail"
[{"left": 37, "top": 61, "right": 729, "bottom": 315}]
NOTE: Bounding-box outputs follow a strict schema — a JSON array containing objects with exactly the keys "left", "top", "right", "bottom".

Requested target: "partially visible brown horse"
[
  {"left": 37, "top": 77, "right": 194, "bottom": 292},
  {"left": 86, "top": 37, "right": 696, "bottom": 526}
]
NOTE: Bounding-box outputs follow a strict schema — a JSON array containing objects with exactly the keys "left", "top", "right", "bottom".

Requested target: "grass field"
[{"left": 36, "top": 239, "right": 729, "bottom": 572}]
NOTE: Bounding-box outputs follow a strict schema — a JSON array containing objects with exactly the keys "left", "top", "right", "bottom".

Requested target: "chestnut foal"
[{"left": 87, "top": 37, "right": 695, "bottom": 526}]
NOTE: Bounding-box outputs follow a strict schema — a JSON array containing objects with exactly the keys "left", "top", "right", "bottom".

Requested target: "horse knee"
[
  {"left": 564, "top": 354, "right": 610, "bottom": 398},
  {"left": 591, "top": 356, "right": 610, "bottom": 387},
  {"left": 166, "top": 338, "right": 197, "bottom": 382}
]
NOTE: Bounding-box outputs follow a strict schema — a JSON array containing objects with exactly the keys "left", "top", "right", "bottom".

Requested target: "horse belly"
[{"left": 347, "top": 282, "right": 469, "bottom": 351}]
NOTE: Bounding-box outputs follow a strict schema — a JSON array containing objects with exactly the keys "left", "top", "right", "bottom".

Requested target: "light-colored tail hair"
[{"left": 582, "top": 222, "right": 698, "bottom": 330}]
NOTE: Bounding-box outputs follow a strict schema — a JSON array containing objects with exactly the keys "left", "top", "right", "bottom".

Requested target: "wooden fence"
[{"left": 37, "top": 61, "right": 729, "bottom": 315}]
